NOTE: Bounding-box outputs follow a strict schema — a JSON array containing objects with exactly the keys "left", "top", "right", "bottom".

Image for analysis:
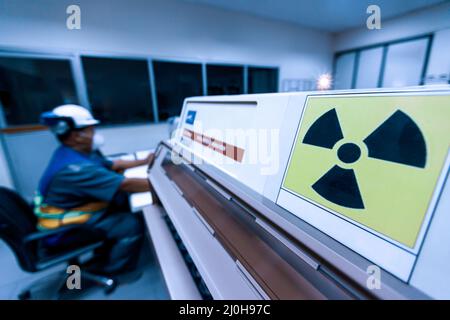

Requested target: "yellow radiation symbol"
[{"left": 283, "top": 94, "right": 450, "bottom": 248}]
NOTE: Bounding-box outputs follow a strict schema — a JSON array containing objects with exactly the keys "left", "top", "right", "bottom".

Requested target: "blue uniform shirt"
[{"left": 42, "top": 148, "right": 125, "bottom": 210}]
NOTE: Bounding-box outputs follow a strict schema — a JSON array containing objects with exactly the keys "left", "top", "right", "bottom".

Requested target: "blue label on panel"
[{"left": 186, "top": 110, "right": 196, "bottom": 125}]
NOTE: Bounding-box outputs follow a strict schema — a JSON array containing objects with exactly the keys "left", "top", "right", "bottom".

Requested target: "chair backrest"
[{"left": 0, "top": 187, "right": 38, "bottom": 271}]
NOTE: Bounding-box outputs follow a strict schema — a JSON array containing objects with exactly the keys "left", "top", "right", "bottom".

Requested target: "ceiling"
[{"left": 183, "top": 0, "right": 447, "bottom": 32}]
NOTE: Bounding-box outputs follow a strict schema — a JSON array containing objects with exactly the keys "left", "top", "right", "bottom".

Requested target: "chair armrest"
[
  {"left": 22, "top": 225, "right": 106, "bottom": 272},
  {"left": 23, "top": 224, "right": 86, "bottom": 244}
]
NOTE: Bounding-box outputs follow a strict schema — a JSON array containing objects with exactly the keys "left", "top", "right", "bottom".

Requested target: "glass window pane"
[
  {"left": 82, "top": 56, "right": 154, "bottom": 125},
  {"left": 207, "top": 64, "right": 243, "bottom": 95},
  {"left": 0, "top": 57, "right": 78, "bottom": 126},
  {"left": 333, "top": 52, "right": 355, "bottom": 90},
  {"left": 153, "top": 61, "right": 203, "bottom": 121},
  {"left": 382, "top": 38, "right": 428, "bottom": 88},
  {"left": 355, "top": 47, "right": 383, "bottom": 89},
  {"left": 248, "top": 67, "right": 278, "bottom": 93}
]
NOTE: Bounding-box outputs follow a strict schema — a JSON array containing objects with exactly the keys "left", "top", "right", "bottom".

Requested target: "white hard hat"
[
  {"left": 40, "top": 104, "right": 100, "bottom": 136},
  {"left": 51, "top": 104, "right": 100, "bottom": 128}
]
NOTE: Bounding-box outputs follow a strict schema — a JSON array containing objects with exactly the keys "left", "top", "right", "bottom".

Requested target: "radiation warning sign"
[{"left": 282, "top": 94, "right": 450, "bottom": 249}]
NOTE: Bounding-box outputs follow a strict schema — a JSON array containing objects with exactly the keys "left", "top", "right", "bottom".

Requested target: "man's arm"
[
  {"left": 111, "top": 153, "right": 154, "bottom": 172},
  {"left": 119, "top": 178, "right": 152, "bottom": 193}
]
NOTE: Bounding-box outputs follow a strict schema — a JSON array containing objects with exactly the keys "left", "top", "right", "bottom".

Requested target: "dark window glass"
[
  {"left": 153, "top": 61, "right": 203, "bottom": 121},
  {"left": 82, "top": 57, "right": 153, "bottom": 125},
  {"left": 0, "top": 57, "right": 78, "bottom": 126},
  {"left": 248, "top": 67, "right": 278, "bottom": 93},
  {"left": 207, "top": 64, "right": 243, "bottom": 95}
]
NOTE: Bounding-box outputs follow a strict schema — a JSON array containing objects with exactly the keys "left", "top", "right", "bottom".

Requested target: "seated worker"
[{"left": 35, "top": 104, "right": 154, "bottom": 275}]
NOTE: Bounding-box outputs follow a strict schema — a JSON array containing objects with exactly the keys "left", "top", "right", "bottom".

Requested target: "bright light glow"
[{"left": 317, "top": 73, "right": 332, "bottom": 90}]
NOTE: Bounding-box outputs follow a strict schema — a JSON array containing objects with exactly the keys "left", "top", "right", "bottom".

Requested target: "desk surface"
[
  {"left": 121, "top": 149, "right": 154, "bottom": 211},
  {"left": 124, "top": 165, "right": 152, "bottom": 211}
]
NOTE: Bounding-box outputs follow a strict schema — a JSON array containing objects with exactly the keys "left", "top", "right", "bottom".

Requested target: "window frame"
[
  {"left": 80, "top": 54, "right": 157, "bottom": 126},
  {"left": 206, "top": 63, "right": 245, "bottom": 96},
  {"left": 0, "top": 50, "right": 88, "bottom": 129},
  {"left": 332, "top": 34, "right": 434, "bottom": 90},
  {"left": 151, "top": 59, "right": 204, "bottom": 122},
  {"left": 0, "top": 46, "right": 280, "bottom": 129},
  {"left": 247, "top": 65, "right": 279, "bottom": 94}
]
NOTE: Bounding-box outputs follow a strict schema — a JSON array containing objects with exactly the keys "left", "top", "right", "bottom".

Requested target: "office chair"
[{"left": 0, "top": 187, "right": 117, "bottom": 299}]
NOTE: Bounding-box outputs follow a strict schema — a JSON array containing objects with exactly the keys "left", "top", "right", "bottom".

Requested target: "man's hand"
[{"left": 111, "top": 152, "right": 155, "bottom": 172}]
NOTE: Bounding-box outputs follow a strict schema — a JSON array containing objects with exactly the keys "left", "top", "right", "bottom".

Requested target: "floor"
[
  {"left": 68, "top": 236, "right": 170, "bottom": 300},
  {"left": 13, "top": 234, "right": 171, "bottom": 300}
]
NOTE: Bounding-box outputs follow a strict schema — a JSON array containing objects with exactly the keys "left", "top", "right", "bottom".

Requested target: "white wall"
[
  {"left": 2, "top": 123, "right": 169, "bottom": 200},
  {"left": 0, "top": 0, "right": 333, "bottom": 198},
  {"left": 333, "top": 2, "right": 450, "bottom": 89},
  {"left": 98, "top": 123, "right": 169, "bottom": 155},
  {"left": 333, "top": 1, "right": 450, "bottom": 51},
  {"left": 0, "top": 0, "right": 333, "bottom": 81},
  {"left": 426, "top": 28, "right": 450, "bottom": 84}
]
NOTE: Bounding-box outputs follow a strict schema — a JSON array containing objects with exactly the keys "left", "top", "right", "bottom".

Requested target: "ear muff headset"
[
  {"left": 52, "top": 119, "right": 71, "bottom": 136},
  {"left": 40, "top": 112, "right": 76, "bottom": 137}
]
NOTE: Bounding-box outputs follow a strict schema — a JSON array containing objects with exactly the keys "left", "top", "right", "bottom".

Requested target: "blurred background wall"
[
  {"left": 0, "top": 0, "right": 333, "bottom": 199},
  {"left": 0, "top": 0, "right": 448, "bottom": 199}
]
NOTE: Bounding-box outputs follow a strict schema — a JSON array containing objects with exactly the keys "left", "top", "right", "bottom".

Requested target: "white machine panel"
[
  {"left": 173, "top": 87, "right": 450, "bottom": 298},
  {"left": 175, "top": 94, "right": 290, "bottom": 194}
]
